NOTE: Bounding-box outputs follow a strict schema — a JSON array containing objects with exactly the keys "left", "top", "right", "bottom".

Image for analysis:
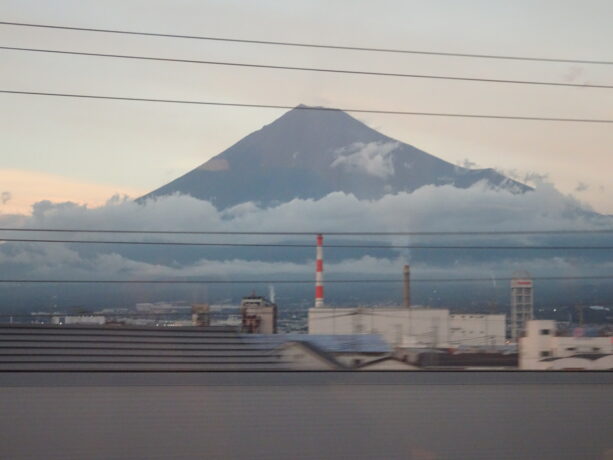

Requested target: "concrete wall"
[
  {"left": 0, "top": 372, "right": 611, "bottom": 460},
  {"left": 449, "top": 314, "right": 506, "bottom": 346}
]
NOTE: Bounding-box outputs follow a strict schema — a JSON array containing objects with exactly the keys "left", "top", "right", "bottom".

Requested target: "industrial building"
[
  {"left": 309, "top": 234, "right": 506, "bottom": 348},
  {"left": 308, "top": 307, "right": 506, "bottom": 347},
  {"left": 519, "top": 320, "right": 613, "bottom": 370}
]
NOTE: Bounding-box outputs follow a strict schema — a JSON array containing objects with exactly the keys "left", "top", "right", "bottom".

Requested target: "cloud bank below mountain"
[{"left": 1, "top": 182, "right": 611, "bottom": 297}]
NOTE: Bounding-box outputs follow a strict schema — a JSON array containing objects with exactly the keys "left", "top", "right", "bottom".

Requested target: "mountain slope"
[{"left": 141, "top": 106, "right": 529, "bottom": 208}]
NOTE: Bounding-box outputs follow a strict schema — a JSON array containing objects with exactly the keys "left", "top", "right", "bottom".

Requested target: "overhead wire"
[
  {"left": 2, "top": 227, "right": 613, "bottom": 236},
  {"left": 1, "top": 21, "right": 611, "bottom": 66},
  {"left": 0, "top": 275, "right": 610, "bottom": 284},
  {"left": 0, "top": 237, "right": 611, "bottom": 250},
  {"left": 1, "top": 90, "right": 611, "bottom": 123},
  {"left": 2, "top": 46, "right": 612, "bottom": 89}
]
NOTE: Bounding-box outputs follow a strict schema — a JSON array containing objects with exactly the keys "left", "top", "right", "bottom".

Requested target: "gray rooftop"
[{"left": 0, "top": 323, "right": 284, "bottom": 371}]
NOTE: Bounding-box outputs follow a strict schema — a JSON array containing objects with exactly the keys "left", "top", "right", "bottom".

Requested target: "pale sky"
[{"left": 1, "top": 0, "right": 612, "bottom": 214}]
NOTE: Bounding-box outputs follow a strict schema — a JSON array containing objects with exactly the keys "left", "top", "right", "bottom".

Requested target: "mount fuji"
[{"left": 141, "top": 106, "right": 528, "bottom": 208}]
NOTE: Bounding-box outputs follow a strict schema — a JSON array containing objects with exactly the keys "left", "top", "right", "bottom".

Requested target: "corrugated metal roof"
[
  {"left": 243, "top": 334, "right": 392, "bottom": 353},
  {"left": 0, "top": 323, "right": 284, "bottom": 371},
  {"left": 278, "top": 340, "right": 345, "bottom": 369}
]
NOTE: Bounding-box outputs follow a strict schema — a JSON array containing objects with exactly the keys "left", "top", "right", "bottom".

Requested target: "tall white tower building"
[{"left": 510, "top": 274, "right": 534, "bottom": 341}]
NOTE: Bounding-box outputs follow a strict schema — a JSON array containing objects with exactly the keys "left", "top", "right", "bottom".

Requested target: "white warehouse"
[{"left": 308, "top": 307, "right": 506, "bottom": 348}]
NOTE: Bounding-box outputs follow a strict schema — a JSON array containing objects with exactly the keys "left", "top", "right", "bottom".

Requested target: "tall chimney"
[
  {"left": 403, "top": 264, "right": 411, "bottom": 308},
  {"left": 315, "top": 233, "right": 324, "bottom": 307}
]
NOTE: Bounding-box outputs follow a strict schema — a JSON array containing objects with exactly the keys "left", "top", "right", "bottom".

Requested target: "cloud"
[
  {"left": 575, "top": 182, "right": 590, "bottom": 193},
  {"left": 0, "top": 169, "right": 144, "bottom": 214},
  {"left": 499, "top": 169, "right": 550, "bottom": 187},
  {"left": 330, "top": 141, "right": 399, "bottom": 178},
  {"left": 3, "top": 181, "right": 608, "bottom": 243},
  {"left": 458, "top": 159, "right": 478, "bottom": 169},
  {"left": 1, "top": 181, "right": 612, "bottom": 307}
]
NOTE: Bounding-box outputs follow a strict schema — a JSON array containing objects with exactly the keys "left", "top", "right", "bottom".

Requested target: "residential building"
[{"left": 519, "top": 320, "right": 613, "bottom": 370}]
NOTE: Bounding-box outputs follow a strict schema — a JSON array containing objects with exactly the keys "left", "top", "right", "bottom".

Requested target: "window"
[
  {"left": 540, "top": 351, "right": 551, "bottom": 357},
  {"left": 540, "top": 329, "right": 551, "bottom": 335}
]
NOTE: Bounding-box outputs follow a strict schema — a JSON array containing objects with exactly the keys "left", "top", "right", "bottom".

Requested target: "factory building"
[
  {"left": 308, "top": 307, "right": 506, "bottom": 347},
  {"left": 308, "top": 234, "right": 505, "bottom": 348},
  {"left": 519, "top": 320, "right": 613, "bottom": 370}
]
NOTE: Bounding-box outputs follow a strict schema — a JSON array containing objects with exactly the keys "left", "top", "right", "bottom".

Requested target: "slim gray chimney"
[{"left": 403, "top": 264, "right": 411, "bottom": 308}]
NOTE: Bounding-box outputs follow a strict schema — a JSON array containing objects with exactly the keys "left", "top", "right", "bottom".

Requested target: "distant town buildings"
[{"left": 51, "top": 315, "right": 106, "bottom": 325}]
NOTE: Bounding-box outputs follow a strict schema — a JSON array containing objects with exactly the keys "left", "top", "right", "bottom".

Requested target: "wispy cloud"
[{"left": 331, "top": 142, "right": 399, "bottom": 179}]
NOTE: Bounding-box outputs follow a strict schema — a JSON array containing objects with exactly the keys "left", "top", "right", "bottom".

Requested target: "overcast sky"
[{"left": 1, "top": 0, "right": 612, "bottom": 214}]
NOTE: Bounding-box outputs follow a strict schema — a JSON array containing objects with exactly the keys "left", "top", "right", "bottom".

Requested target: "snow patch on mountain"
[{"left": 331, "top": 141, "right": 399, "bottom": 179}]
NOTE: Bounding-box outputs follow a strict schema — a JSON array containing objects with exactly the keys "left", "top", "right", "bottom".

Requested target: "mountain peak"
[{"left": 141, "top": 108, "right": 529, "bottom": 208}]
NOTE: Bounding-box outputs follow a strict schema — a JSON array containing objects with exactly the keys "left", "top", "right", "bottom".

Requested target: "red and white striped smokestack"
[{"left": 315, "top": 233, "right": 324, "bottom": 308}]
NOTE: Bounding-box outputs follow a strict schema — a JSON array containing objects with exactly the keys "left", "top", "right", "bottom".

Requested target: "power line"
[
  {"left": 1, "top": 237, "right": 611, "bottom": 250},
  {"left": 2, "top": 46, "right": 612, "bottom": 89},
  {"left": 2, "top": 227, "right": 613, "bottom": 236},
  {"left": 1, "top": 90, "right": 611, "bottom": 123},
  {"left": 0, "top": 276, "right": 610, "bottom": 284},
  {"left": 1, "top": 21, "right": 611, "bottom": 66}
]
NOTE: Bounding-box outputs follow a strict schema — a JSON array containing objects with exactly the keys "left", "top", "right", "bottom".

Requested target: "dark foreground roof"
[{"left": 0, "top": 323, "right": 283, "bottom": 371}]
